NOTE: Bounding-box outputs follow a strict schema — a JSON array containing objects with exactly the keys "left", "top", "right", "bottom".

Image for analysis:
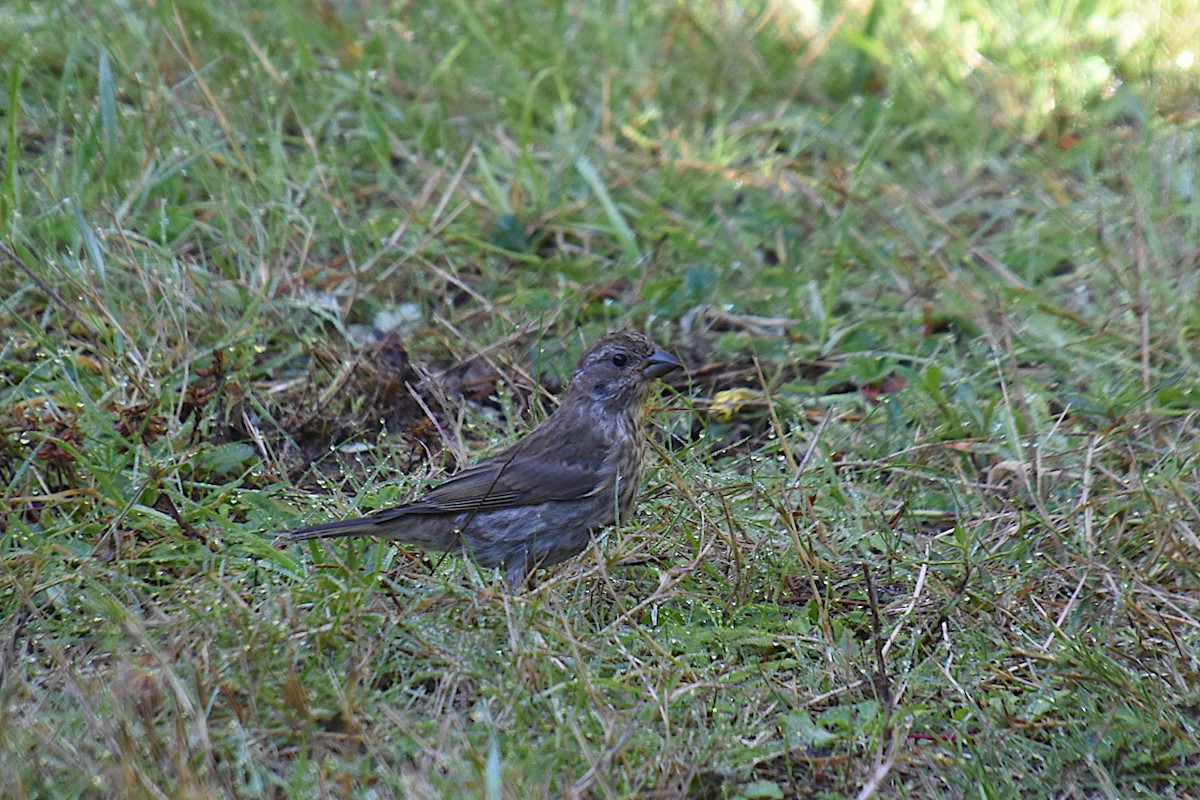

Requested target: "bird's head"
[{"left": 564, "top": 331, "right": 682, "bottom": 415}]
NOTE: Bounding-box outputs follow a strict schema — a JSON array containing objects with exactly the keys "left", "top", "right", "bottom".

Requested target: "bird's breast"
[{"left": 605, "top": 417, "right": 648, "bottom": 523}]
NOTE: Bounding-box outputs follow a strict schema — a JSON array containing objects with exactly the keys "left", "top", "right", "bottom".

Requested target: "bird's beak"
[{"left": 641, "top": 348, "right": 683, "bottom": 380}]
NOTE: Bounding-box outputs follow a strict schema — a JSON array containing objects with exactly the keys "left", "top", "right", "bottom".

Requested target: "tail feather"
[
  {"left": 280, "top": 516, "right": 385, "bottom": 542},
  {"left": 278, "top": 506, "right": 457, "bottom": 551}
]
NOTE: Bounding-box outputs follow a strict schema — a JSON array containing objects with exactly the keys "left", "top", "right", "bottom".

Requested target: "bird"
[{"left": 279, "top": 331, "right": 683, "bottom": 590}]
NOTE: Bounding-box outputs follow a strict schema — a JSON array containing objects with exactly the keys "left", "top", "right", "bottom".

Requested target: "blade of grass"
[
  {"left": 575, "top": 155, "right": 638, "bottom": 262},
  {"left": 98, "top": 50, "right": 118, "bottom": 161},
  {"left": 70, "top": 199, "right": 107, "bottom": 283},
  {"left": 2, "top": 65, "right": 18, "bottom": 232}
]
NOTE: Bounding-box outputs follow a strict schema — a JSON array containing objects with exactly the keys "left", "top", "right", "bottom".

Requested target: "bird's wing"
[{"left": 406, "top": 450, "right": 605, "bottom": 514}]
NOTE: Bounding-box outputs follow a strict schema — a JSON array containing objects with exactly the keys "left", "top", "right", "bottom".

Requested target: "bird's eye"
[{"left": 612, "top": 353, "right": 628, "bottom": 367}]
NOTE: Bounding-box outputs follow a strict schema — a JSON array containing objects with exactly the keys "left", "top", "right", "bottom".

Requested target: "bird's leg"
[{"left": 504, "top": 560, "right": 533, "bottom": 593}]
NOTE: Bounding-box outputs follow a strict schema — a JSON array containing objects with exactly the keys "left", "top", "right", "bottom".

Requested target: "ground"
[{"left": 1, "top": 1, "right": 1199, "bottom": 798}]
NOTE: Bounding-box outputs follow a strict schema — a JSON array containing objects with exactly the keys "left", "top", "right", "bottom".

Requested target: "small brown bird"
[{"left": 280, "top": 331, "right": 682, "bottom": 590}]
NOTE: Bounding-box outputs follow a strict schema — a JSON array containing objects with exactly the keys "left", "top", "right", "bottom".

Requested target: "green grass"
[{"left": 3, "top": 0, "right": 1200, "bottom": 797}]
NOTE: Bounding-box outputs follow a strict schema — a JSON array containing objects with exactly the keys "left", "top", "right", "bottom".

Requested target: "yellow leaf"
[{"left": 709, "top": 388, "right": 762, "bottom": 422}]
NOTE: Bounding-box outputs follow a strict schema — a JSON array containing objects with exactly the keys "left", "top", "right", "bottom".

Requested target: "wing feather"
[{"left": 405, "top": 450, "right": 604, "bottom": 514}]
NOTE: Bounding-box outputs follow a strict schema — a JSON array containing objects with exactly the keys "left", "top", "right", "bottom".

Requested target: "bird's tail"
[
  {"left": 277, "top": 506, "right": 456, "bottom": 548},
  {"left": 278, "top": 513, "right": 394, "bottom": 543},
  {"left": 274, "top": 503, "right": 422, "bottom": 542}
]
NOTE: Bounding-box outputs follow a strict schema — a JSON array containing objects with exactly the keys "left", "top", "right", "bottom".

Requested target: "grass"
[{"left": 2, "top": 0, "right": 1199, "bottom": 797}]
